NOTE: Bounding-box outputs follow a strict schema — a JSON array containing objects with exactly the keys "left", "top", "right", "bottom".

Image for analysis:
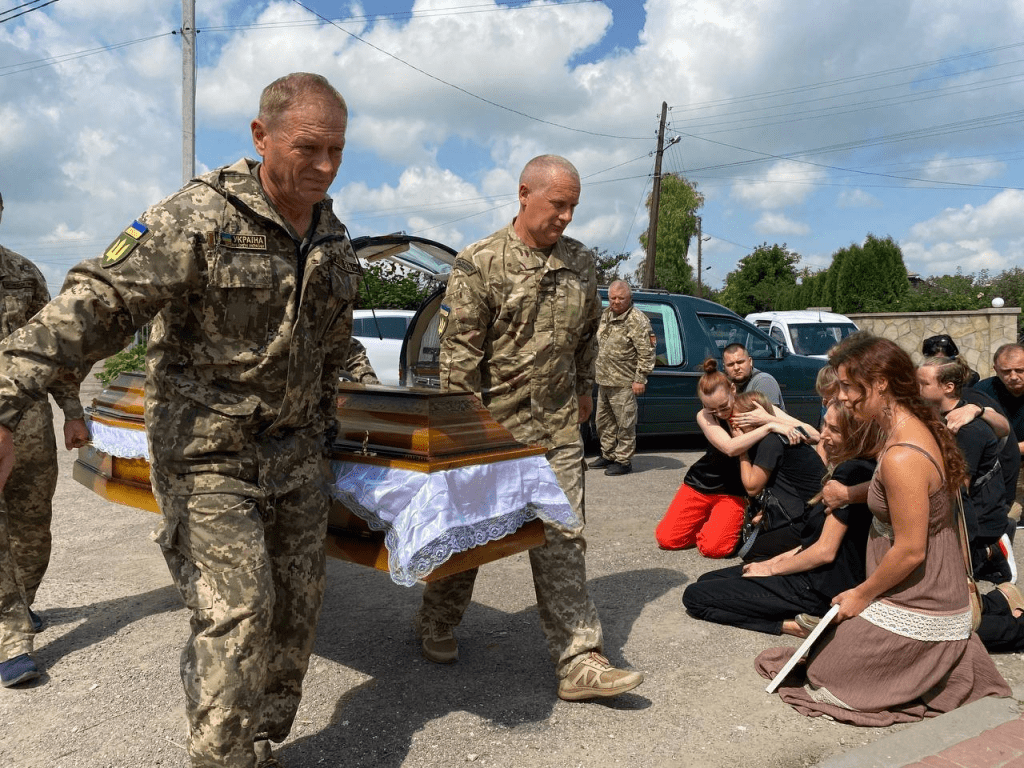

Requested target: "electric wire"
[
  {"left": 0, "top": 0, "right": 59, "bottom": 25},
  {"left": 289, "top": 0, "right": 649, "bottom": 140}
]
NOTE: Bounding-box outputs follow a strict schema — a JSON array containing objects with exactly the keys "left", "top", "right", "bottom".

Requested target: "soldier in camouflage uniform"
[
  {"left": 0, "top": 192, "right": 89, "bottom": 689},
  {"left": 414, "top": 155, "right": 644, "bottom": 701},
  {"left": 589, "top": 280, "right": 654, "bottom": 476},
  {"left": 0, "top": 74, "right": 357, "bottom": 767}
]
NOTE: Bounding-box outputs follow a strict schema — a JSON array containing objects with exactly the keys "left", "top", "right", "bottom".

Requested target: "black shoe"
[
  {"left": 589, "top": 456, "right": 613, "bottom": 469},
  {"left": 0, "top": 654, "right": 39, "bottom": 688},
  {"left": 28, "top": 609, "right": 43, "bottom": 633},
  {"left": 605, "top": 462, "right": 632, "bottom": 476}
]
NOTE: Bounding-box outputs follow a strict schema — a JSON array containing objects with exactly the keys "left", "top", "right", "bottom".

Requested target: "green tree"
[
  {"left": 593, "top": 249, "right": 632, "bottom": 286},
  {"left": 862, "top": 234, "right": 909, "bottom": 311},
  {"left": 833, "top": 235, "right": 908, "bottom": 313},
  {"left": 637, "top": 174, "right": 704, "bottom": 293},
  {"left": 357, "top": 261, "right": 435, "bottom": 310},
  {"left": 97, "top": 340, "right": 147, "bottom": 385},
  {"left": 717, "top": 243, "right": 800, "bottom": 316},
  {"left": 987, "top": 267, "right": 1024, "bottom": 311}
]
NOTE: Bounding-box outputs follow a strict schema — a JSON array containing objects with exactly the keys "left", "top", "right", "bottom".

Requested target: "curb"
[{"left": 815, "top": 685, "right": 1024, "bottom": 768}]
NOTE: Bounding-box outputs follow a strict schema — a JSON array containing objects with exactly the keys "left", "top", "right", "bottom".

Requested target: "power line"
[
  {"left": 203, "top": 0, "right": 603, "bottom": 33},
  {"left": 670, "top": 40, "right": 1024, "bottom": 113},
  {"left": 667, "top": 110, "right": 1024, "bottom": 192},
  {"left": 672, "top": 72, "right": 1024, "bottom": 137},
  {"left": 289, "top": 0, "right": 649, "bottom": 141},
  {"left": 0, "top": 0, "right": 59, "bottom": 24},
  {"left": 0, "top": 32, "right": 175, "bottom": 77}
]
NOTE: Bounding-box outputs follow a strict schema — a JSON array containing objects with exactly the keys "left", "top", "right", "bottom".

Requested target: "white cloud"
[
  {"left": 900, "top": 238, "right": 1012, "bottom": 275},
  {"left": 901, "top": 190, "right": 1024, "bottom": 274},
  {"left": 731, "top": 161, "right": 827, "bottom": 210},
  {"left": 754, "top": 212, "right": 810, "bottom": 236},
  {"left": 837, "top": 189, "right": 882, "bottom": 208},
  {"left": 1, "top": 0, "right": 1024, "bottom": 299},
  {"left": 916, "top": 154, "right": 1006, "bottom": 186},
  {"left": 908, "top": 190, "right": 1024, "bottom": 242}
]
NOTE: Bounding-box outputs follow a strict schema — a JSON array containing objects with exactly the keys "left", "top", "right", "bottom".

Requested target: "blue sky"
[{"left": 1, "top": 0, "right": 1023, "bottom": 298}]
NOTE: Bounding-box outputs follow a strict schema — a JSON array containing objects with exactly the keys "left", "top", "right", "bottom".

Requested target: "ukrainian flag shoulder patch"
[{"left": 102, "top": 220, "right": 150, "bottom": 268}]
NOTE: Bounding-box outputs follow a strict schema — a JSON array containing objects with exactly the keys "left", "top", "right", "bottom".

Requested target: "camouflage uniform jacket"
[
  {"left": 595, "top": 303, "right": 655, "bottom": 388},
  {"left": 439, "top": 222, "right": 601, "bottom": 450},
  {"left": 0, "top": 245, "right": 83, "bottom": 421},
  {"left": 0, "top": 159, "right": 360, "bottom": 495}
]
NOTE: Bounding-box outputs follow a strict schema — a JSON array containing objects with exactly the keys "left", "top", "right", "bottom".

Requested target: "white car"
[
  {"left": 351, "top": 309, "right": 415, "bottom": 386},
  {"left": 744, "top": 310, "right": 858, "bottom": 360},
  {"left": 349, "top": 234, "right": 457, "bottom": 386}
]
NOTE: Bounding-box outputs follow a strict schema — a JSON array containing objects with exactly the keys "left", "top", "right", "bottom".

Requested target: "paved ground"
[{"left": 0, "top": 376, "right": 1021, "bottom": 767}]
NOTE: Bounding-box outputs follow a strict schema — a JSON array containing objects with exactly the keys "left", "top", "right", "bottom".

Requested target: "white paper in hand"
[{"left": 765, "top": 603, "right": 841, "bottom": 694}]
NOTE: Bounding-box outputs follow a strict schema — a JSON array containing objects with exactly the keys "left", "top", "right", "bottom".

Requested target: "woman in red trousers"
[{"left": 655, "top": 358, "right": 810, "bottom": 557}]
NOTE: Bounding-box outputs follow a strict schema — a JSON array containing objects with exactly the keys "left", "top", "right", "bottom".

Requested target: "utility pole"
[
  {"left": 643, "top": 103, "right": 680, "bottom": 290},
  {"left": 696, "top": 215, "right": 703, "bottom": 299},
  {"left": 181, "top": 0, "right": 196, "bottom": 184}
]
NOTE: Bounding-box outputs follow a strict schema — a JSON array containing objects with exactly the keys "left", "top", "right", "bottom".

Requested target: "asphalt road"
[{"left": 1, "top": 386, "right": 1021, "bottom": 768}]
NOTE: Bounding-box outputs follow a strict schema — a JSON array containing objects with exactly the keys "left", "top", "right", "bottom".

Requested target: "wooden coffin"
[{"left": 74, "top": 373, "right": 547, "bottom": 582}]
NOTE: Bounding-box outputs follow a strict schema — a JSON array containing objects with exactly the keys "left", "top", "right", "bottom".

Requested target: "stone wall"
[{"left": 847, "top": 307, "right": 1020, "bottom": 379}]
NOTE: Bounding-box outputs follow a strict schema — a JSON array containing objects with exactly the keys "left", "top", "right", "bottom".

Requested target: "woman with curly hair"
[{"left": 757, "top": 332, "right": 1010, "bottom": 725}]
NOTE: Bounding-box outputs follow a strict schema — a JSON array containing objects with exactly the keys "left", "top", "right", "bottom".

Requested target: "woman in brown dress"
[{"left": 756, "top": 332, "right": 1010, "bottom": 726}]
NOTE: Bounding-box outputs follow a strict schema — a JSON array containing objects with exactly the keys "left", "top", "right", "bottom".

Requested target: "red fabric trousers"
[{"left": 655, "top": 483, "right": 745, "bottom": 558}]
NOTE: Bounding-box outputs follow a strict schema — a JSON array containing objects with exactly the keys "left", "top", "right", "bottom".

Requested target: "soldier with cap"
[
  {"left": 413, "top": 154, "right": 644, "bottom": 701},
  {"left": 0, "top": 73, "right": 358, "bottom": 768},
  {"left": 589, "top": 279, "right": 654, "bottom": 476},
  {"left": 0, "top": 192, "right": 88, "bottom": 689}
]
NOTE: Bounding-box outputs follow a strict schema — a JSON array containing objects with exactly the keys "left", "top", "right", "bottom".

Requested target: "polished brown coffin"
[{"left": 74, "top": 373, "right": 547, "bottom": 581}]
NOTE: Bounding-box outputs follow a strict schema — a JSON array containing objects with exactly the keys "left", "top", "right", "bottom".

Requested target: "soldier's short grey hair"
[
  {"left": 608, "top": 279, "right": 632, "bottom": 297},
  {"left": 258, "top": 73, "right": 347, "bottom": 130},
  {"left": 519, "top": 155, "right": 580, "bottom": 189}
]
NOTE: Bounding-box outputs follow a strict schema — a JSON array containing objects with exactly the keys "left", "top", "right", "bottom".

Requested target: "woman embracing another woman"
[{"left": 655, "top": 358, "right": 814, "bottom": 558}]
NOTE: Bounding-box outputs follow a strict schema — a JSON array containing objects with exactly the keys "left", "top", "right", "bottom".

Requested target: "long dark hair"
[{"left": 829, "top": 332, "right": 967, "bottom": 492}]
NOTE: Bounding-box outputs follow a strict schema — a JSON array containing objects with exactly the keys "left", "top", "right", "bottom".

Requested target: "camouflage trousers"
[
  {"left": 153, "top": 469, "right": 329, "bottom": 768},
  {"left": 595, "top": 384, "right": 638, "bottom": 464},
  {"left": 0, "top": 400, "right": 58, "bottom": 662},
  {"left": 418, "top": 439, "right": 603, "bottom": 679}
]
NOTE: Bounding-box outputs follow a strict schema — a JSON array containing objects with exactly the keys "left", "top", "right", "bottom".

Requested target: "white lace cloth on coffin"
[
  {"left": 330, "top": 457, "right": 577, "bottom": 586},
  {"left": 86, "top": 421, "right": 577, "bottom": 587},
  {"left": 88, "top": 420, "right": 149, "bottom": 459}
]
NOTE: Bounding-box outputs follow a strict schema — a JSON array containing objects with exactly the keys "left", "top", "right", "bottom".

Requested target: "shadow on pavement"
[
  {"left": 284, "top": 566, "right": 686, "bottom": 767},
  {"left": 34, "top": 584, "right": 182, "bottom": 667}
]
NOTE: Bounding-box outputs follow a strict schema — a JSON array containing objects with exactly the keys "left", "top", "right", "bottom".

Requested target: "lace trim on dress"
[
  {"left": 861, "top": 600, "right": 972, "bottom": 641},
  {"left": 804, "top": 683, "right": 855, "bottom": 710}
]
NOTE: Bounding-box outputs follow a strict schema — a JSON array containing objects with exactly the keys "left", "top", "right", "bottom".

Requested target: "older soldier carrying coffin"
[
  {"left": 0, "top": 192, "right": 88, "bottom": 689},
  {"left": 0, "top": 73, "right": 358, "bottom": 768},
  {"left": 413, "top": 154, "right": 644, "bottom": 701},
  {"left": 589, "top": 280, "right": 654, "bottom": 476}
]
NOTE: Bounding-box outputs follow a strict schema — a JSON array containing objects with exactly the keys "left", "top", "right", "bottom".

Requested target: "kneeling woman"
[
  {"left": 655, "top": 359, "right": 805, "bottom": 558},
  {"left": 683, "top": 401, "right": 880, "bottom": 635},
  {"left": 732, "top": 391, "right": 826, "bottom": 561},
  {"left": 757, "top": 333, "right": 1010, "bottom": 726}
]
